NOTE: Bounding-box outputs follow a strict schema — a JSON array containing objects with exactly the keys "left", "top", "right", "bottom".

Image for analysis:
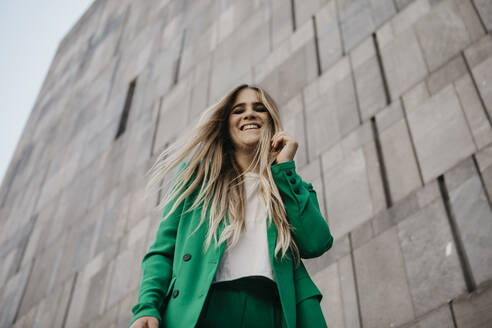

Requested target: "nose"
[{"left": 242, "top": 106, "right": 258, "bottom": 119}]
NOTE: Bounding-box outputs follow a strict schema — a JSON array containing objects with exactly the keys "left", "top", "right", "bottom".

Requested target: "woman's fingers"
[{"left": 130, "top": 316, "right": 159, "bottom": 328}]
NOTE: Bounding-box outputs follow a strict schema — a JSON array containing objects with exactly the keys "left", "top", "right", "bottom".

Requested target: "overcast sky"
[{"left": 0, "top": 0, "right": 95, "bottom": 187}]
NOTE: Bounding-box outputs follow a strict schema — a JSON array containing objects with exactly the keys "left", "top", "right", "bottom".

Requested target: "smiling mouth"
[{"left": 241, "top": 124, "right": 261, "bottom": 131}]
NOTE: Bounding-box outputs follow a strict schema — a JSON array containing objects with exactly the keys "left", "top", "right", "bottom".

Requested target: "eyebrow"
[{"left": 231, "top": 102, "right": 264, "bottom": 110}]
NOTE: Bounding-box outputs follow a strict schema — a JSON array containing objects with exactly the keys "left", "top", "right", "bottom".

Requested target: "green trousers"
[{"left": 196, "top": 277, "right": 283, "bottom": 328}]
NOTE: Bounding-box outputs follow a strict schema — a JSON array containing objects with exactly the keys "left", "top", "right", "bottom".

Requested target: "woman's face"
[{"left": 228, "top": 88, "right": 271, "bottom": 151}]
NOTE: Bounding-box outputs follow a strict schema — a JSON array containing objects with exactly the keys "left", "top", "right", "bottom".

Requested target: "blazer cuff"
[{"left": 129, "top": 303, "right": 161, "bottom": 327}]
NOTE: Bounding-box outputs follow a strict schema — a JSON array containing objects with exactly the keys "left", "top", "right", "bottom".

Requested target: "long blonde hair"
[{"left": 145, "top": 84, "right": 300, "bottom": 265}]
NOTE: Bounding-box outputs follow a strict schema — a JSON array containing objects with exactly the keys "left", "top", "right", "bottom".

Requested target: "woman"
[{"left": 129, "top": 84, "right": 334, "bottom": 328}]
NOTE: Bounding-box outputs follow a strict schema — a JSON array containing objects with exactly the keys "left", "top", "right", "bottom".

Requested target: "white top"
[{"left": 213, "top": 172, "right": 276, "bottom": 283}]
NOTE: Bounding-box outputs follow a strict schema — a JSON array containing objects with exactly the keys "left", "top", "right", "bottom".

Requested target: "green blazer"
[{"left": 129, "top": 160, "right": 334, "bottom": 328}]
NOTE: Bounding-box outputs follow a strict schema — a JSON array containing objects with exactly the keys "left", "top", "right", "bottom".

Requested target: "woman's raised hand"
[
  {"left": 271, "top": 131, "right": 298, "bottom": 164},
  {"left": 130, "top": 316, "right": 159, "bottom": 328}
]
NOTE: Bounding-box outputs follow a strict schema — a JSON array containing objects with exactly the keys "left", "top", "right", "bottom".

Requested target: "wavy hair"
[{"left": 144, "top": 84, "right": 301, "bottom": 265}]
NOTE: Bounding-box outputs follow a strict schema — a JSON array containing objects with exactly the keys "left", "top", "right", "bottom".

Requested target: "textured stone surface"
[
  {"left": 445, "top": 158, "right": 492, "bottom": 286},
  {"left": 405, "top": 84, "right": 476, "bottom": 182},
  {"left": 474, "top": 0, "right": 492, "bottom": 32},
  {"left": 398, "top": 198, "right": 467, "bottom": 315},
  {"left": 315, "top": 1, "right": 343, "bottom": 72},
  {"left": 303, "top": 57, "right": 359, "bottom": 161},
  {"left": 353, "top": 227, "right": 414, "bottom": 328},
  {"left": 378, "top": 27, "right": 428, "bottom": 100},
  {"left": 453, "top": 283, "right": 492, "bottom": 327},
  {"left": 350, "top": 37, "right": 387, "bottom": 121},
  {"left": 376, "top": 100, "right": 422, "bottom": 202},
  {"left": 2, "top": 0, "right": 492, "bottom": 327}
]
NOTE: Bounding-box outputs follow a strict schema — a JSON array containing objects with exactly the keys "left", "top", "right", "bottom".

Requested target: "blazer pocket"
[{"left": 166, "top": 276, "right": 177, "bottom": 298}]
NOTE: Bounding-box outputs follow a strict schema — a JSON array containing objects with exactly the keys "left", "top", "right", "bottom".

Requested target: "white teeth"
[{"left": 242, "top": 124, "right": 260, "bottom": 130}]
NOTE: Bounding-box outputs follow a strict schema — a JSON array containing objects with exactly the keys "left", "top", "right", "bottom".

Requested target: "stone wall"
[{"left": 1, "top": 0, "right": 492, "bottom": 327}]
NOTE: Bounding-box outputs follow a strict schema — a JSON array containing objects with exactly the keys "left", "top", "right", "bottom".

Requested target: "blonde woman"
[{"left": 129, "top": 84, "right": 334, "bottom": 328}]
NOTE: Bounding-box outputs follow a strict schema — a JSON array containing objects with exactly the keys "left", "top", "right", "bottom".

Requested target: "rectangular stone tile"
[
  {"left": 0, "top": 261, "right": 33, "bottom": 327},
  {"left": 353, "top": 226, "right": 414, "bottom": 328},
  {"left": 32, "top": 274, "right": 75, "bottom": 328},
  {"left": 378, "top": 27, "right": 428, "bottom": 100},
  {"left": 294, "top": 0, "right": 330, "bottom": 27},
  {"left": 210, "top": 10, "right": 270, "bottom": 102},
  {"left": 153, "top": 77, "right": 192, "bottom": 153},
  {"left": 338, "top": 254, "right": 361, "bottom": 328},
  {"left": 280, "top": 95, "right": 309, "bottom": 168},
  {"left": 303, "top": 57, "right": 359, "bottom": 161},
  {"left": 272, "top": 0, "right": 294, "bottom": 48},
  {"left": 312, "top": 261, "right": 345, "bottom": 328},
  {"left": 414, "top": 0, "right": 484, "bottom": 72},
  {"left": 337, "top": 0, "right": 376, "bottom": 52},
  {"left": 299, "top": 158, "right": 326, "bottom": 217},
  {"left": 474, "top": 0, "right": 492, "bottom": 32},
  {"left": 470, "top": 55, "right": 492, "bottom": 125},
  {"left": 445, "top": 158, "right": 492, "bottom": 286},
  {"left": 454, "top": 74, "right": 492, "bottom": 150},
  {"left": 452, "top": 283, "right": 492, "bottom": 327},
  {"left": 398, "top": 199, "right": 467, "bottom": 316},
  {"left": 258, "top": 39, "right": 318, "bottom": 107},
  {"left": 376, "top": 100, "right": 422, "bottom": 202},
  {"left": 350, "top": 37, "right": 387, "bottom": 121},
  {"left": 426, "top": 54, "right": 467, "bottom": 95},
  {"left": 321, "top": 146, "right": 378, "bottom": 238},
  {"left": 406, "top": 305, "right": 455, "bottom": 328},
  {"left": 315, "top": 1, "right": 343, "bottom": 72},
  {"left": 405, "top": 84, "right": 476, "bottom": 182}
]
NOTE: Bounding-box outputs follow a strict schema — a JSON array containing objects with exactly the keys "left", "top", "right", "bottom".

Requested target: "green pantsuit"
[{"left": 129, "top": 160, "right": 334, "bottom": 328}]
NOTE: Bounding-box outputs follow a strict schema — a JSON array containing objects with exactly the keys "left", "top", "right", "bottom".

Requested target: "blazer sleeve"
[
  {"left": 129, "top": 162, "right": 188, "bottom": 327},
  {"left": 271, "top": 160, "right": 334, "bottom": 259}
]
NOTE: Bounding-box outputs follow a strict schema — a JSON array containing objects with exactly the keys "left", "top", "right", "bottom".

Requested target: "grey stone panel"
[
  {"left": 65, "top": 242, "right": 120, "bottom": 328},
  {"left": 315, "top": 1, "right": 343, "bottom": 72},
  {"left": 258, "top": 40, "right": 318, "bottom": 107},
  {"left": 405, "top": 304, "right": 455, "bottom": 328},
  {"left": 338, "top": 254, "right": 361, "bottom": 328},
  {"left": 303, "top": 57, "right": 359, "bottom": 161},
  {"left": 414, "top": 0, "right": 485, "bottom": 73},
  {"left": 474, "top": 0, "right": 492, "bottom": 32},
  {"left": 294, "top": 0, "right": 330, "bottom": 27},
  {"left": 299, "top": 158, "right": 326, "bottom": 217},
  {"left": 395, "top": 0, "right": 415, "bottom": 11},
  {"left": 188, "top": 55, "right": 214, "bottom": 123},
  {"left": 272, "top": 0, "right": 294, "bottom": 48},
  {"left": 463, "top": 34, "right": 492, "bottom": 69},
  {"left": 476, "top": 144, "right": 492, "bottom": 204},
  {"left": 153, "top": 77, "right": 192, "bottom": 154},
  {"left": 470, "top": 55, "right": 492, "bottom": 126},
  {"left": 29, "top": 274, "right": 75, "bottom": 328},
  {"left": 455, "top": 74, "right": 492, "bottom": 151},
  {"left": 377, "top": 27, "right": 428, "bottom": 101},
  {"left": 109, "top": 24, "right": 161, "bottom": 105},
  {"left": 350, "top": 37, "right": 387, "bottom": 121},
  {"left": 452, "top": 283, "right": 492, "bottom": 327},
  {"left": 337, "top": 0, "right": 396, "bottom": 53},
  {"left": 120, "top": 0, "right": 173, "bottom": 47},
  {"left": 312, "top": 261, "right": 345, "bottom": 327},
  {"left": 425, "top": 54, "right": 467, "bottom": 96},
  {"left": 321, "top": 140, "right": 383, "bottom": 238},
  {"left": 280, "top": 95, "right": 309, "bottom": 168},
  {"left": 376, "top": 100, "right": 422, "bottom": 203},
  {"left": 210, "top": 10, "right": 271, "bottom": 103},
  {"left": 353, "top": 226, "right": 415, "bottom": 328},
  {"left": 445, "top": 157, "right": 492, "bottom": 286},
  {"left": 405, "top": 84, "right": 476, "bottom": 183},
  {"left": 0, "top": 261, "right": 33, "bottom": 327},
  {"left": 398, "top": 198, "right": 467, "bottom": 316}
]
